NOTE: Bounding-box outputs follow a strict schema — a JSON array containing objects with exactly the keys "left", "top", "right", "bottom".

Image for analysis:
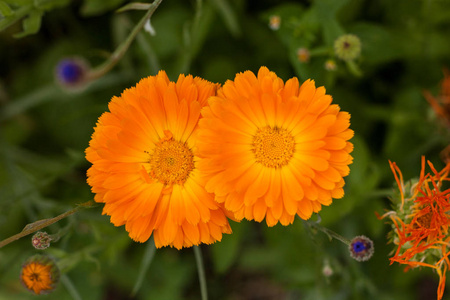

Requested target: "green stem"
[
  {"left": 87, "top": 0, "right": 163, "bottom": 80},
  {"left": 131, "top": 238, "right": 157, "bottom": 297},
  {"left": 0, "top": 200, "right": 97, "bottom": 249},
  {"left": 194, "top": 246, "right": 208, "bottom": 300},
  {"left": 306, "top": 217, "right": 351, "bottom": 245}
]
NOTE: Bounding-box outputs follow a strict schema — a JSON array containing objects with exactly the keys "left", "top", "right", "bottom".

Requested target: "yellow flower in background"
[
  {"left": 197, "top": 67, "right": 354, "bottom": 226},
  {"left": 20, "top": 255, "right": 60, "bottom": 295},
  {"left": 86, "top": 71, "right": 231, "bottom": 249}
]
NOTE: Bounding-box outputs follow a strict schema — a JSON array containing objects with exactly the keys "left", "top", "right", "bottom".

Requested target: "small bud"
[
  {"left": 324, "top": 59, "right": 337, "bottom": 71},
  {"left": 55, "top": 57, "right": 90, "bottom": 91},
  {"left": 334, "top": 34, "right": 361, "bottom": 61},
  {"left": 268, "top": 15, "right": 281, "bottom": 31},
  {"left": 31, "top": 231, "right": 52, "bottom": 250},
  {"left": 349, "top": 235, "right": 374, "bottom": 262},
  {"left": 322, "top": 261, "right": 333, "bottom": 277},
  {"left": 296, "top": 48, "right": 310, "bottom": 63},
  {"left": 20, "top": 255, "right": 60, "bottom": 295}
]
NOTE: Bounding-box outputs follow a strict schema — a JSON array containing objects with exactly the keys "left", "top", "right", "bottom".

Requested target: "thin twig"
[
  {"left": 0, "top": 200, "right": 97, "bottom": 249},
  {"left": 194, "top": 246, "right": 208, "bottom": 300},
  {"left": 87, "top": 0, "right": 163, "bottom": 80}
]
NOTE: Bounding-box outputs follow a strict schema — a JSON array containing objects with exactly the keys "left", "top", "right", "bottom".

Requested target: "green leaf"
[
  {"left": 0, "top": 1, "right": 13, "bottom": 17},
  {"left": 34, "top": 0, "right": 70, "bottom": 10},
  {"left": 131, "top": 239, "right": 157, "bottom": 297},
  {"left": 3, "top": 0, "right": 33, "bottom": 5},
  {"left": 116, "top": 2, "right": 152, "bottom": 13},
  {"left": 350, "top": 22, "right": 403, "bottom": 65},
  {"left": 210, "top": 221, "right": 246, "bottom": 273},
  {"left": 13, "top": 9, "right": 43, "bottom": 38}
]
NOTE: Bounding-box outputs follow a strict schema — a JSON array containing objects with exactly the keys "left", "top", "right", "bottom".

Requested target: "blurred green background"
[{"left": 1, "top": 0, "right": 450, "bottom": 299}]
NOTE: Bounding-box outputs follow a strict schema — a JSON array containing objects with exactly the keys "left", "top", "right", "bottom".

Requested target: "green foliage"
[{"left": 1, "top": 0, "right": 450, "bottom": 299}]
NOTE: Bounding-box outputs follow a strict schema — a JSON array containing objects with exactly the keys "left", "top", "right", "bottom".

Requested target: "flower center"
[
  {"left": 416, "top": 211, "right": 433, "bottom": 229},
  {"left": 29, "top": 273, "right": 41, "bottom": 282},
  {"left": 148, "top": 131, "right": 194, "bottom": 185},
  {"left": 251, "top": 126, "right": 295, "bottom": 168}
]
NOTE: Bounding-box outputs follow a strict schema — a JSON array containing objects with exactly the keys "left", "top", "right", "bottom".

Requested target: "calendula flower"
[
  {"left": 197, "top": 67, "right": 354, "bottom": 226},
  {"left": 86, "top": 71, "right": 232, "bottom": 249},
  {"left": 20, "top": 255, "right": 60, "bottom": 295},
  {"left": 380, "top": 157, "right": 450, "bottom": 300}
]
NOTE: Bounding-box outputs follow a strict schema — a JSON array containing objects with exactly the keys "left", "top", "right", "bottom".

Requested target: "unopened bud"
[
  {"left": 349, "top": 235, "right": 374, "bottom": 262},
  {"left": 31, "top": 231, "right": 52, "bottom": 250},
  {"left": 55, "top": 57, "right": 90, "bottom": 91},
  {"left": 334, "top": 34, "right": 361, "bottom": 61},
  {"left": 324, "top": 59, "right": 337, "bottom": 71},
  {"left": 20, "top": 255, "right": 60, "bottom": 295}
]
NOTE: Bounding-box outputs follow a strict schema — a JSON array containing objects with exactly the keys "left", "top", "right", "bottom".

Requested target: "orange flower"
[
  {"left": 381, "top": 157, "right": 450, "bottom": 300},
  {"left": 20, "top": 255, "right": 59, "bottom": 295},
  {"left": 197, "top": 67, "right": 354, "bottom": 226},
  {"left": 86, "top": 71, "right": 231, "bottom": 249}
]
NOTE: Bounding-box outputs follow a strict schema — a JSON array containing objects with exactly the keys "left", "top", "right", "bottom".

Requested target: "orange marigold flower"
[
  {"left": 380, "top": 156, "right": 450, "bottom": 300},
  {"left": 197, "top": 66, "right": 354, "bottom": 226},
  {"left": 20, "top": 255, "right": 60, "bottom": 295},
  {"left": 85, "top": 71, "right": 232, "bottom": 249}
]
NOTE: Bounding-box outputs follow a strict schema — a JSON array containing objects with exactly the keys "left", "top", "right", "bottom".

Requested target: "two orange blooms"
[{"left": 85, "top": 66, "right": 354, "bottom": 249}]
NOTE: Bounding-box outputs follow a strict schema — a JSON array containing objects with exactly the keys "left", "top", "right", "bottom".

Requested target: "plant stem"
[
  {"left": 194, "top": 246, "right": 208, "bottom": 300},
  {"left": 131, "top": 238, "right": 157, "bottom": 297},
  {"left": 87, "top": 0, "right": 163, "bottom": 80},
  {"left": 0, "top": 200, "right": 97, "bottom": 249},
  {"left": 306, "top": 218, "right": 352, "bottom": 245}
]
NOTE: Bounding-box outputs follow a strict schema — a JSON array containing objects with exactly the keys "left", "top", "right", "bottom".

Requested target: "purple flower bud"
[
  {"left": 55, "top": 57, "right": 89, "bottom": 90},
  {"left": 349, "top": 235, "right": 374, "bottom": 262}
]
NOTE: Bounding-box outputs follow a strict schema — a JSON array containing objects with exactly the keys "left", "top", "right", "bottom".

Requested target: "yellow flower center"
[
  {"left": 148, "top": 131, "right": 194, "bottom": 185},
  {"left": 251, "top": 126, "right": 295, "bottom": 168}
]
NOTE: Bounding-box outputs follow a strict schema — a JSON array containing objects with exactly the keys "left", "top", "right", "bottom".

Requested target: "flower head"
[
  {"left": 268, "top": 15, "right": 281, "bottom": 31},
  {"left": 334, "top": 34, "right": 361, "bottom": 61},
  {"left": 349, "top": 235, "right": 374, "bottom": 262},
  {"left": 197, "top": 67, "right": 354, "bottom": 226},
  {"left": 55, "top": 57, "right": 90, "bottom": 91},
  {"left": 297, "top": 48, "right": 310, "bottom": 63},
  {"left": 20, "top": 255, "right": 60, "bottom": 295},
  {"left": 31, "top": 231, "right": 52, "bottom": 250},
  {"left": 86, "top": 71, "right": 232, "bottom": 249},
  {"left": 380, "top": 157, "right": 450, "bottom": 300},
  {"left": 324, "top": 59, "right": 337, "bottom": 71}
]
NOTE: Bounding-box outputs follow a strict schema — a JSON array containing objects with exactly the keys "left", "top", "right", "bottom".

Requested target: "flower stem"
[
  {"left": 305, "top": 217, "right": 352, "bottom": 245},
  {"left": 194, "top": 245, "right": 208, "bottom": 300},
  {"left": 87, "top": 0, "right": 163, "bottom": 80},
  {"left": 0, "top": 200, "right": 98, "bottom": 249}
]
